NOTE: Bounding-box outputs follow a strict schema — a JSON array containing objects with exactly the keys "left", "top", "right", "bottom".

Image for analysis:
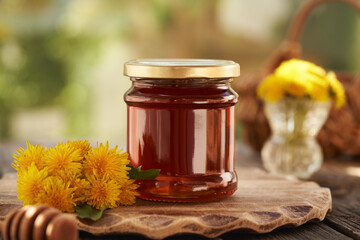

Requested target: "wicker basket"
[{"left": 233, "top": 0, "right": 360, "bottom": 156}]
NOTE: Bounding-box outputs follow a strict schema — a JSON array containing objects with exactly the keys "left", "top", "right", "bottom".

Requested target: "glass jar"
[
  {"left": 124, "top": 59, "right": 240, "bottom": 202},
  {"left": 261, "top": 97, "right": 331, "bottom": 179}
]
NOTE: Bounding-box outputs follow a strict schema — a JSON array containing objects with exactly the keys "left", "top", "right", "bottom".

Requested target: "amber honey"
[{"left": 124, "top": 59, "right": 240, "bottom": 202}]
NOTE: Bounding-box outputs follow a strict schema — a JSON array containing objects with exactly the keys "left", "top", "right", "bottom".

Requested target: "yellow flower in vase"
[
  {"left": 257, "top": 75, "right": 285, "bottom": 102},
  {"left": 257, "top": 58, "right": 346, "bottom": 108},
  {"left": 283, "top": 79, "right": 309, "bottom": 98},
  {"left": 327, "top": 71, "right": 346, "bottom": 108},
  {"left": 309, "top": 83, "right": 331, "bottom": 102},
  {"left": 257, "top": 59, "right": 346, "bottom": 179},
  {"left": 275, "top": 58, "right": 327, "bottom": 83}
]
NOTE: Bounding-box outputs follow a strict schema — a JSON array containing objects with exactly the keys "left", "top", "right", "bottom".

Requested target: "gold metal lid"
[{"left": 124, "top": 59, "right": 240, "bottom": 79}]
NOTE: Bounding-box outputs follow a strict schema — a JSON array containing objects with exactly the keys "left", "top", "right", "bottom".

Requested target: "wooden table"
[{"left": 0, "top": 142, "right": 359, "bottom": 240}]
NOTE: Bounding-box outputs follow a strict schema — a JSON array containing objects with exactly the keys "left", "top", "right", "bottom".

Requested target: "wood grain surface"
[{"left": 0, "top": 167, "right": 331, "bottom": 239}]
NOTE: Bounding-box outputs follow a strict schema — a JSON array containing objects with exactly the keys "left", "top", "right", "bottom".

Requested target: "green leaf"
[
  {"left": 75, "top": 205, "right": 108, "bottom": 221},
  {"left": 128, "top": 165, "right": 160, "bottom": 180}
]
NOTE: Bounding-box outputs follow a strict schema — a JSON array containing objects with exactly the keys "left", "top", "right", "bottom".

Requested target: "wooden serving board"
[{"left": 0, "top": 168, "right": 331, "bottom": 239}]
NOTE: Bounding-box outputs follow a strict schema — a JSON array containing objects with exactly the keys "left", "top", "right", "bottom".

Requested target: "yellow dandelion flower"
[
  {"left": 309, "top": 83, "right": 331, "bottom": 102},
  {"left": 117, "top": 179, "right": 139, "bottom": 206},
  {"left": 67, "top": 140, "right": 91, "bottom": 158},
  {"left": 327, "top": 71, "right": 346, "bottom": 108},
  {"left": 83, "top": 142, "right": 130, "bottom": 185},
  {"left": 258, "top": 59, "right": 345, "bottom": 107},
  {"left": 306, "top": 74, "right": 329, "bottom": 89},
  {"left": 86, "top": 174, "right": 121, "bottom": 209},
  {"left": 257, "top": 75, "right": 284, "bottom": 102},
  {"left": 45, "top": 143, "right": 82, "bottom": 176},
  {"left": 283, "top": 79, "right": 309, "bottom": 98},
  {"left": 56, "top": 170, "right": 89, "bottom": 204},
  {"left": 57, "top": 169, "right": 80, "bottom": 185},
  {"left": 275, "top": 59, "right": 327, "bottom": 83},
  {"left": 12, "top": 142, "right": 47, "bottom": 173},
  {"left": 17, "top": 163, "right": 48, "bottom": 205},
  {"left": 275, "top": 59, "right": 324, "bottom": 98},
  {"left": 39, "top": 176, "right": 77, "bottom": 213},
  {"left": 73, "top": 178, "right": 91, "bottom": 204}
]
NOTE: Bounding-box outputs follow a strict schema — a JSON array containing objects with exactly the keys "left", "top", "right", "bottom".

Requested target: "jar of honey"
[{"left": 124, "top": 59, "right": 240, "bottom": 202}]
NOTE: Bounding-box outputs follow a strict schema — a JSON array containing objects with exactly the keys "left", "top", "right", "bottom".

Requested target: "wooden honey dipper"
[{"left": 0, "top": 205, "right": 78, "bottom": 240}]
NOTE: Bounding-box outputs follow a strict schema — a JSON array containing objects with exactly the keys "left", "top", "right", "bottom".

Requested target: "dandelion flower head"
[
  {"left": 45, "top": 143, "right": 82, "bottom": 176},
  {"left": 56, "top": 170, "right": 89, "bottom": 204},
  {"left": 86, "top": 174, "right": 121, "bottom": 209},
  {"left": 73, "top": 178, "right": 91, "bottom": 204},
  {"left": 257, "top": 59, "right": 346, "bottom": 108},
  {"left": 327, "top": 71, "right": 346, "bottom": 108},
  {"left": 39, "top": 176, "right": 77, "bottom": 213},
  {"left": 84, "top": 142, "right": 130, "bottom": 185},
  {"left": 67, "top": 140, "right": 91, "bottom": 159},
  {"left": 17, "top": 162, "right": 48, "bottom": 205},
  {"left": 13, "top": 140, "right": 143, "bottom": 215},
  {"left": 12, "top": 142, "right": 47, "bottom": 173},
  {"left": 117, "top": 179, "right": 139, "bottom": 206}
]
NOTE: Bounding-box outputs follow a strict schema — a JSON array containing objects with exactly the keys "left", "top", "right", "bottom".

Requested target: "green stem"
[{"left": 285, "top": 99, "right": 309, "bottom": 144}]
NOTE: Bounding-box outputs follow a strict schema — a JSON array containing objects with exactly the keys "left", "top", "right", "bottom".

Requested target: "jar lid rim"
[{"left": 124, "top": 59, "right": 240, "bottom": 79}]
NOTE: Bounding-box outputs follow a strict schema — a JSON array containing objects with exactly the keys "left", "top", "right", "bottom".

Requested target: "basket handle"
[{"left": 266, "top": 0, "right": 360, "bottom": 73}]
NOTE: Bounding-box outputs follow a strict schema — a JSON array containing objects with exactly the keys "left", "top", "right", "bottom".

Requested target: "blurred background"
[{"left": 0, "top": 0, "right": 359, "bottom": 145}]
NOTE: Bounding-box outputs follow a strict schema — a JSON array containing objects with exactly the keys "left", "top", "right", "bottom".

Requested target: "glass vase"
[{"left": 261, "top": 97, "right": 331, "bottom": 179}]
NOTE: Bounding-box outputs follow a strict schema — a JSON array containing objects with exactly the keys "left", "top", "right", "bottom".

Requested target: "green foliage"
[
  {"left": 0, "top": 32, "right": 68, "bottom": 138},
  {"left": 128, "top": 165, "right": 160, "bottom": 180},
  {"left": 75, "top": 204, "right": 108, "bottom": 221},
  {"left": 3, "top": 34, "right": 67, "bottom": 108},
  {"left": 302, "top": 2, "right": 358, "bottom": 72}
]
